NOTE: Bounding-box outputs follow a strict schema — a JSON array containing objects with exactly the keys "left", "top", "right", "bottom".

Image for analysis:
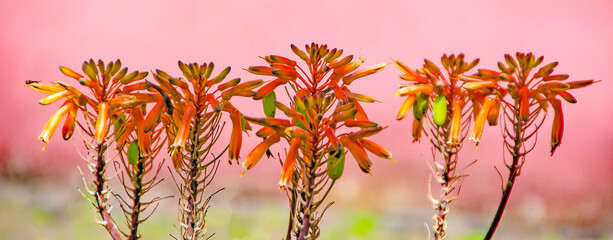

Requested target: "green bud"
[{"left": 432, "top": 95, "right": 447, "bottom": 126}]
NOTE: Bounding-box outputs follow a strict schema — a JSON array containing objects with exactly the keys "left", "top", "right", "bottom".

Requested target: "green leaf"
[
  {"left": 262, "top": 91, "right": 277, "bottom": 117},
  {"left": 432, "top": 95, "right": 447, "bottom": 126},
  {"left": 412, "top": 92, "right": 429, "bottom": 120},
  {"left": 127, "top": 141, "right": 139, "bottom": 165},
  {"left": 296, "top": 107, "right": 308, "bottom": 130},
  {"left": 327, "top": 149, "right": 345, "bottom": 180}
]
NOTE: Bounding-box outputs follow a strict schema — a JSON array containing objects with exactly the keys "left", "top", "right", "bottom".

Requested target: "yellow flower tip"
[
  {"left": 471, "top": 138, "right": 481, "bottom": 149},
  {"left": 278, "top": 176, "right": 291, "bottom": 189},
  {"left": 240, "top": 170, "right": 248, "bottom": 177},
  {"left": 171, "top": 149, "right": 182, "bottom": 170}
]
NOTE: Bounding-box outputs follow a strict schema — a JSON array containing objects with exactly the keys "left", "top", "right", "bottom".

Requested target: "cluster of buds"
[
  {"left": 27, "top": 59, "right": 167, "bottom": 240},
  {"left": 394, "top": 54, "right": 481, "bottom": 146},
  {"left": 152, "top": 62, "right": 259, "bottom": 169},
  {"left": 27, "top": 59, "right": 161, "bottom": 151},
  {"left": 459, "top": 52, "right": 597, "bottom": 154},
  {"left": 393, "top": 54, "right": 489, "bottom": 240},
  {"left": 243, "top": 43, "right": 391, "bottom": 187}
]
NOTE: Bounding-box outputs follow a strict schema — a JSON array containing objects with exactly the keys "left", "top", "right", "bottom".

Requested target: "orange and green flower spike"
[
  {"left": 475, "top": 52, "right": 598, "bottom": 239},
  {"left": 153, "top": 61, "right": 258, "bottom": 239},
  {"left": 241, "top": 43, "right": 389, "bottom": 239},
  {"left": 394, "top": 54, "right": 487, "bottom": 240},
  {"left": 28, "top": 59, "right": 166, "bottom": 240}
]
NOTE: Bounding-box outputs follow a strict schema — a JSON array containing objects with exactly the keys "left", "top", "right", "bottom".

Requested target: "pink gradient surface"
[{"left": 1, "top": 0, "right": 612, "bottom": 229}]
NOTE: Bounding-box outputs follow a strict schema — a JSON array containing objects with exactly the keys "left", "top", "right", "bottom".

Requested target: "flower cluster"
[
  {"left": 461, "top": 52, "right": 596, "bottom": 154},
  {"left": 244, "top": 43, "right": 391, "bottom": 184}
]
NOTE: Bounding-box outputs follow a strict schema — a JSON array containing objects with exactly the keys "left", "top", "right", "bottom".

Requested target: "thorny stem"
[
  {"left": 433, "top": 150, "right": 455, "bottom": 240},
  {"left": 128, "top": 157, "right": 145, "bottom": 240},
  {"left": 297, "top": 124, "right": 320, "bottom": 240},
  {"left": 186, "top": 115, "right": 202, "bottom": 239},
  {"left": 93, "top": 144, "right": 123, "bottom": 240}
]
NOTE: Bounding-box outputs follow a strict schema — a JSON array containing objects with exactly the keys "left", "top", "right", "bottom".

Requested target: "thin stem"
[
  {"left": 484, "top": 156, "right": 519, "bottom": 239},
  {"left": 286, "top": 190, "right": 297, "bottom": 240}
]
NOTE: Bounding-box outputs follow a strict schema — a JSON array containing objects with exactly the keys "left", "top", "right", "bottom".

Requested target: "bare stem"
[
  {"left": 484, "top": 156, "right": 519, "bottom": 239},
  {"left": 485, "top": 109, "right": 525, "bottom": 239}
]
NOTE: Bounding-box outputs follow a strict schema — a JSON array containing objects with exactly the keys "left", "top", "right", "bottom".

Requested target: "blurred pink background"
[{"left": 1, "top": 0, "right": 612, "bottom": 238}]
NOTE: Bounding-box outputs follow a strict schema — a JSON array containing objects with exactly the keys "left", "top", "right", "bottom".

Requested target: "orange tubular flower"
[
  {"left": 350, "top": 100, "right": 370, "bottom": 121},
  {"left": 396, "top": 95, "right": 416, "bottom": 120},
  {"left": 132, "top": 108, "right": 152, "bottom": 156},
  {"left": 359, "top": 138, "right": 393, "bottom": 161},
  {"left": 171, "top": 103, "right": 196, "bottom": 156},
  {"left": 344, "top": 120, "right": 378, "bottom": 128},
  {"left": 228, "top": 110, "right": 242, "bottom": 163},
  {"left": 143, "top": 100, "right": 165, "bottom": 133},
  {"left": 116, "top": 120, "right": 135, "bottom": 149},
  {"left": 256, "top": 127, "right": 275, "bottom": 138},
  {"left": 26, "top": 81, "right": 64, "bottom": 94},
  {"left": 254, "top": 78, "right": 285, "bottom": 100},
  {"left": 487, "top": 99, "right": 501, "bottom": 126},
  {"left": 518, "top": 87, "right": 530, "bottom": 122},
  {"left": 550, "top": 99, "right": 564, "bottom": 155},
  {"left": 470, "top": 96, "right": 496, "bottom": 145},
  {"left": 462, "top": 80, "right": 497, "bottom": 91},
  {"left": 448, "top": 99, "right": 464, "bottom": 145},
  {"left": 39, "top": 90, "right": 71, "bottom": 105},
  {"left": 62, "top": 103, "right": 78, "bottom": 140},
  {"left": 279, "top": 137, "right": 301, "bottom": 188},
  {"left": 39, "top": 100, "right": 74, "bottom": 150},
  {"left": 242, "top": 133, "right": 281, "bottom": 172},
  {"left": 340, "top": 135, "right": 372, "bottom": 173},
  {"left": 342, "top": 62, "right": 388, "bottom": 85},
  {"left": 412, "top": 118, "right": 423, "bottom": 142},
  {"left": 95, "top": 102, "right": 110, "bottom": 145},
  {"left": 395, "top": 84, "right": 434, "bottom": 96}
]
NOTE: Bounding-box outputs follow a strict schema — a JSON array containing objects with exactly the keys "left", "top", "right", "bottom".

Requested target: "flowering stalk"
[
  {"left": 393, "top": 54, "right": 483, "bottom": 239},
  {"left": 242, "top": 43, "right": 390, "bottom": 239},
  {"left": 27, "top": 59, "right": 160, "bottom": 240},
  {"left": 468, "top": 53, "right": 597, "bottom": 239},
  {"left": 114, "top": 101, "right": 169, "bottom": 239},
  {"left": 153, "top": 62, "right": 256, "bottom": 239}
]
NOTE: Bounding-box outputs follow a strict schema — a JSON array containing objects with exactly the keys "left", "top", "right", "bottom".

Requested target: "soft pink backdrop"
[{"left": 1, "top": 0, "right": 612, "bottom": 230}]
